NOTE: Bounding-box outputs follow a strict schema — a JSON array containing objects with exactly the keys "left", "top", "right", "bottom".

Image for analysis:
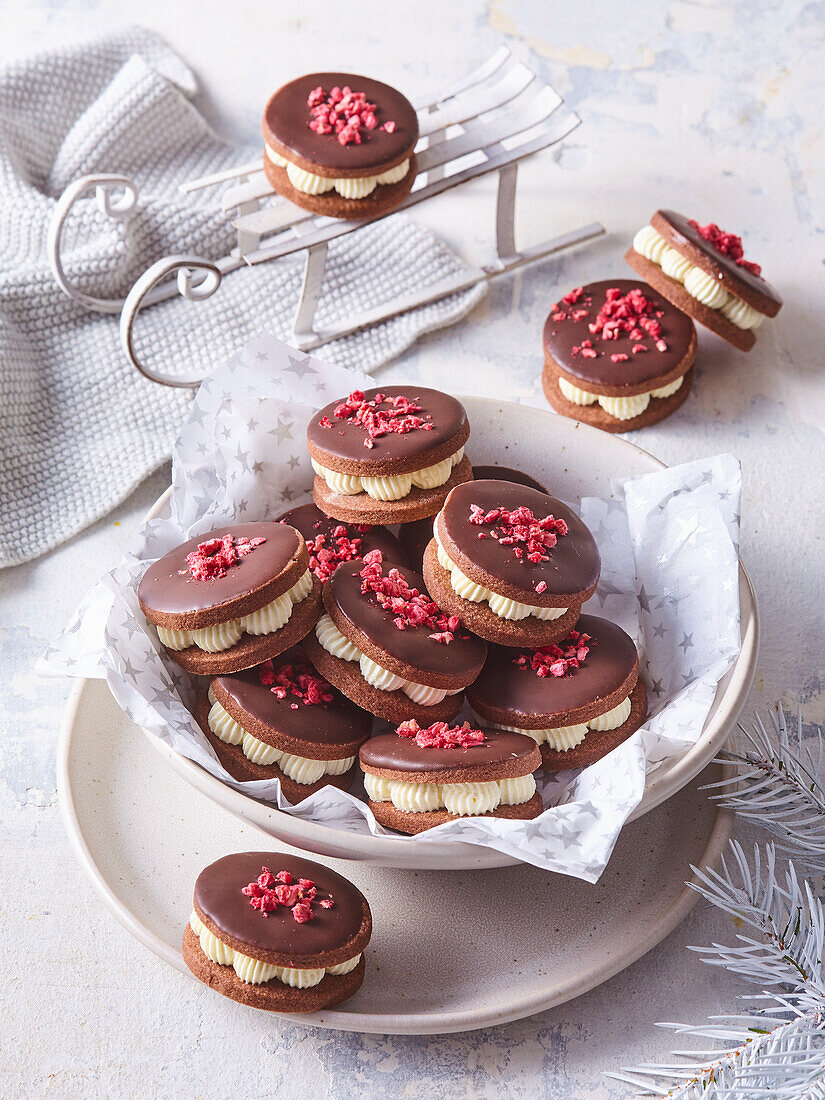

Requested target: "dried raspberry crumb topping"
[
  {"left": 241, "top": 866, "right": 333, "bottom": 920},
  {"left": 513, "top": 629, "right": 593, "bottom": 678},
  {"left": 360, "top": 550, "right": 460, "bottom": 643},
  {"left": 258, "top": 659, "right": 334, "bottom": 706},
  {"left": 328, "top": 390, "right": 434, "bottom": 442},
  {"left": 551, "top": 285, "right": 674, "bottom": 361},
  {"left": 306, "top": 85, "right": 394, "bottom": 146},
  {"left": 305, "top": 525, "right": 363, "bottom": 582},
  {"left": 397, "top": 719, "right": 486, "bottom": 749},
  {"left": 688, "top": 219, "right": 762, "bottom": 277},
  {"left": 182, "top": 534, "right": 265, "bottom": 581},
  {"left": 467, "top": 505, "right": 568, "bottom": 565}
]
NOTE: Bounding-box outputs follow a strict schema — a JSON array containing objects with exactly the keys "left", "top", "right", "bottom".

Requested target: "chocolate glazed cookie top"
[
  {"left": 359, "top": 729, "right": 537, "bottom": 774},
  {"left": 263, "top": 73, "right": 418, "bottom": 174},
  {"left": 307, "top": 386, "right": 468, "bottom": 468},
  {"left": 195, "top": 852, "right": 365, "bottom": 955},
  {"left": 440, "top": 481, "right": 600, "bottom": 600},
  {"left": 468, "top": 615, "right": 638, "bottom": 720},
  {"left": 277, "top": 503, "right": 407, "bottom": 570},
  {"left": 328, "top": 562, "right": 487, "bottom": 679},
  {"left": 212, "top": 651, "right": 371, "bottom": 746},
  {"left": 542, "top": 279, "right": 695, "bottom": 387},
  {"left": 138, "top": 523, "right": 302, "bottom": 616},
  {"left": 654, "top": 210, "right": 782, "bottom": 309}
]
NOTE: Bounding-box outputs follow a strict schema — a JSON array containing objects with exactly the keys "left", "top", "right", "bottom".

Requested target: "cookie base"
[
  {"left": 540, "top": 679, "right": 648, "bottom": 771},
  {"left": 194, "top": 700, "right": 358, "bottom": 803},
  {"left": 262, "top": 153, "right": 417, "bottom": 221},
  {"left": 303, "top": 632, "right": 463, "bottom": 724},
  {"left": 313, "top": 454, "right": 474, "bottom": 526},
  {"left": 624, "top": 248, "right": 756, "bottom": 352},
  {"left": 182, "top": 926, "right": 365, "bottom": 1012},
  {"left": 163, "top": 579, "right": 322, "bottom": 675},
  {"left": 541, "top": 359, "right": 695, "bottom": 434},
  {"left": 421, "top": 540, "right": 581, "bottom": 646},
  {"left": 368, "top": 789, "right": 544, "bottom": 834}
]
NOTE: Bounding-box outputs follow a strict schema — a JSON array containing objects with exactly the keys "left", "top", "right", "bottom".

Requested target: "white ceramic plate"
[
  {"left": 58, "top": 677, "right": 734, "bottom": 1034},
  {"left": 141, "top": 397, "right": 758, "bottom": 869}
]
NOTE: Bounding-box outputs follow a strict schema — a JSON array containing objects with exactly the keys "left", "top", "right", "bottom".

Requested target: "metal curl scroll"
[
  {"left": 47, "top": 174, "right": 139, "bottom": 314},
  {"left": 119, "top": 255, "right": 223, "bottom": 388}
]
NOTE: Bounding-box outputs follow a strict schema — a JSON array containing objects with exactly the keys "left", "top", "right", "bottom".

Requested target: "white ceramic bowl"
[{"left": 143, "top": 396, "right": 758, "bottom": 869}]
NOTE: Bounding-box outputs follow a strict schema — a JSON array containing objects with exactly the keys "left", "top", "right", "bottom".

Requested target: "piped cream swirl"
[
  {"left": 558, "top": 375, "right": 684, "bottom": 421},
  {"left": 363, "top": 771, "right": 536, "bottom": 815},
  {"left": 158, "top": 570, "right": 312, "bottom": 653},
  {"left": 311, "top": 448, "right": 464, "bottom": 501},
  {"left": 266, "top": 143, "right": 411, "bottom": 198},
  {"left": 485, "top": 695, "right": 632, "bottom": 751},
  {"left": 189, "top": 910, "right": 360, "bottom": 986}
]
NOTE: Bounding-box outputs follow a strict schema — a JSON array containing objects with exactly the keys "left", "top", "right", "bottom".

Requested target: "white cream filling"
[
  {"left": 632, "top": 224, "right": 766, "bottom": 330},
  {"left": 158, "top": 569, "right": 313, "bottom": 653},
  {"left": 311, "top": 447, "right": 463, "bottom": 501},
  {"left": 266, "top": 143, "right": 410, "bottom": 198},
  {"left": 315, "top": 614, "right": 462, "bottom": 704},
  {"left": 558, "top": 375, "right": 683, "bottom": 421},
  {"left": 189, "top": 911, "right": 360, "bottom": 986},
  {"left": 433, "top": 529, "right": 567, "bottom": 622},
  {"left": 486, "top": 695, "right": 632, "bottom": 751},
  {"left": 363, "top": 771, "right": 536, "bottom": 815},
  {"left": 206, "top": 696, "right": 355, "bottom": 781}
]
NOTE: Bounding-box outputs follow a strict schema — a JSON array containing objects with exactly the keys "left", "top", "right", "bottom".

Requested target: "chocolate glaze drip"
[
  {"left": 440, "top": 481, "right": 600, "bottom": 599},
  {"left": 263, "top": 73, "right": 418, "bottom": 173},
  {"left": 138, "top": 523, "right": 301, "bottom": 616},
  {"left": 359, "top": 729, "right": 537, "bottom": 773},
  {"left": 327, "top": 561, "right": 486, "bottom": 678},
  {"left": 194, "top": 852, "right": 365, "bottom": 956},
  {"left": 542, "top": 279, "right": 695, "bottom": 387},
  {"left": 307, "top": 386, "right": 466, "bottom": 465},
  {"left": 212, "top": 648, "right": 371, "bottom": 746},
  {"left": 467, "top": 615, "right": 638, "bottom": 719}
]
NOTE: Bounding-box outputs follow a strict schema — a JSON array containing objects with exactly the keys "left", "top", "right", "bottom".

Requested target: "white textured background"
[{"left": 3, "top": 1, "right": 824, "bottom": 1096}]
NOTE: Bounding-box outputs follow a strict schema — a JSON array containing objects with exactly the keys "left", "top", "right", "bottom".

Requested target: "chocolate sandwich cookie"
[
  {"left": 625, "top": 211, "right": 782, "bottom": 351},
  {"left": 183, "top": 852, "right": 371, "bottom": 1012},
  {"left": 262, "top": 74, "right": 418, "bottom": 220},
  {"left": 138, "top": 524, "right": 322, "bottom": 675},
  {"left": 423, "top": 480, "right": 600, "bottom": 647},
  {"left": 308, "top": 386, "right": 473, "bottom": 525},
  {"left": 277, "top": 502, "right": 407, "bottom": 582},
  {"left": 303, "top": 550, "right": 486, "bottom": 724},
  {"left": 541, "top": 280, "right": 697, "bottom": 433},
  {"left": 399, "top": 465, "right": 549, "bottom": 571},
  {"left": 360, "top": 719, "right": 542, "bottom": 834},
  {"left": 466, "top": 615, "right": 648, "bottom": 771},
  {"left": 194, "top": 649, "right": 372, "bottom": 801}
]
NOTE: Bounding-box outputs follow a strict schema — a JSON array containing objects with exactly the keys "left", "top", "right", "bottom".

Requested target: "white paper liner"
[{"left": 40, "top": 335, "right": 742, "bottom": 881}]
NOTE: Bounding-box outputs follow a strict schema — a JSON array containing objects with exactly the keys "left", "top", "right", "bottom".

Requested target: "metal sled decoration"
[{"left": 48, "top": 49, "right": 604, "bottom": 388}]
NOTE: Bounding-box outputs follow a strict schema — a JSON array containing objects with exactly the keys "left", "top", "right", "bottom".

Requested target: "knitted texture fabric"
[{"left": 0, "top": 27, "right": 484, "bottom": 568}]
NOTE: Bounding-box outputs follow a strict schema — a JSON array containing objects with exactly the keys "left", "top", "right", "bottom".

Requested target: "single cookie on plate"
[
  {"left": 625, "top": 210, "right": 782, "bottom": 351},
  {"left": 277, "top": 502, "right": 408, "bottom": 582},
  {"left": 422, "top": 480, "right": 600, "bottom": 647},
  {"left": 399, "top": 464, "right": 549, "bottom": 571},
  {"left": 262, "top": 74, "right": 418, "bottom": 220},
  {"left": 308, "top": 386, "right": 472, "bottom": 525},
  {"left": 541, "top": 279, "right": 697, "bottom": 433},
  {"left": 303, "top": 550, "right": 486, "bottom": 724},
  {"left": 466, "top": 615, "right": 647, "bottom": 771},
  {"left": 194, "top": 648, "right": 372, "bottom": 801},
  {"left": 359, "top": 719, "right": 542, "bottom": 834},
  {"left": 138, "top": 525, "right": 322, "bottom": 675},
  {"left": 183, "top": 852, "right": 371, "bottom": 1012}
]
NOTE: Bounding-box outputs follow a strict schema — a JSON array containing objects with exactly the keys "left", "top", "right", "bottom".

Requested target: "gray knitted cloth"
[{"left": 0, "top": 27, "right": 484, "bottom": 568}]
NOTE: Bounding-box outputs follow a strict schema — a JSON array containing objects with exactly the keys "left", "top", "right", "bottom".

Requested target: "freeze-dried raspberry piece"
[
  {"left": 329, "top": 390, "right": 434, "bottom": 441},
  {"left": 305, "top": 529, "right": 363, "bottom": 583},
  {"left": 183, "top": 533, "right": 266, "bottom": 580},
  {"left": 359, "top": 551, "right": 459, "bottom": 643},
  {"left": 241, "top": 866, "right": 332, "bottom": 921},
  {"left": 305, "top": 86, "right": 393, "bottom": 146},
  {"left": 688, "top": 219, "right": 762, "bottom": 276},
  {"left": 467, "top": 504, "right": 567, "bottom": 565},
  {"left": 257, "top": 659, "right": 334, "bottom": 706},
  {"left": 513, "top": 629, "right": 594, "bottom": 678},
  {"left": 397, "top": 719, "right": 486, "bottom": 749}
]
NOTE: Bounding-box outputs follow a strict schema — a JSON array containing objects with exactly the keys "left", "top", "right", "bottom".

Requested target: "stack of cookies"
[{"left": 139, "top": 384, "right": 649, "bottom": 834}]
